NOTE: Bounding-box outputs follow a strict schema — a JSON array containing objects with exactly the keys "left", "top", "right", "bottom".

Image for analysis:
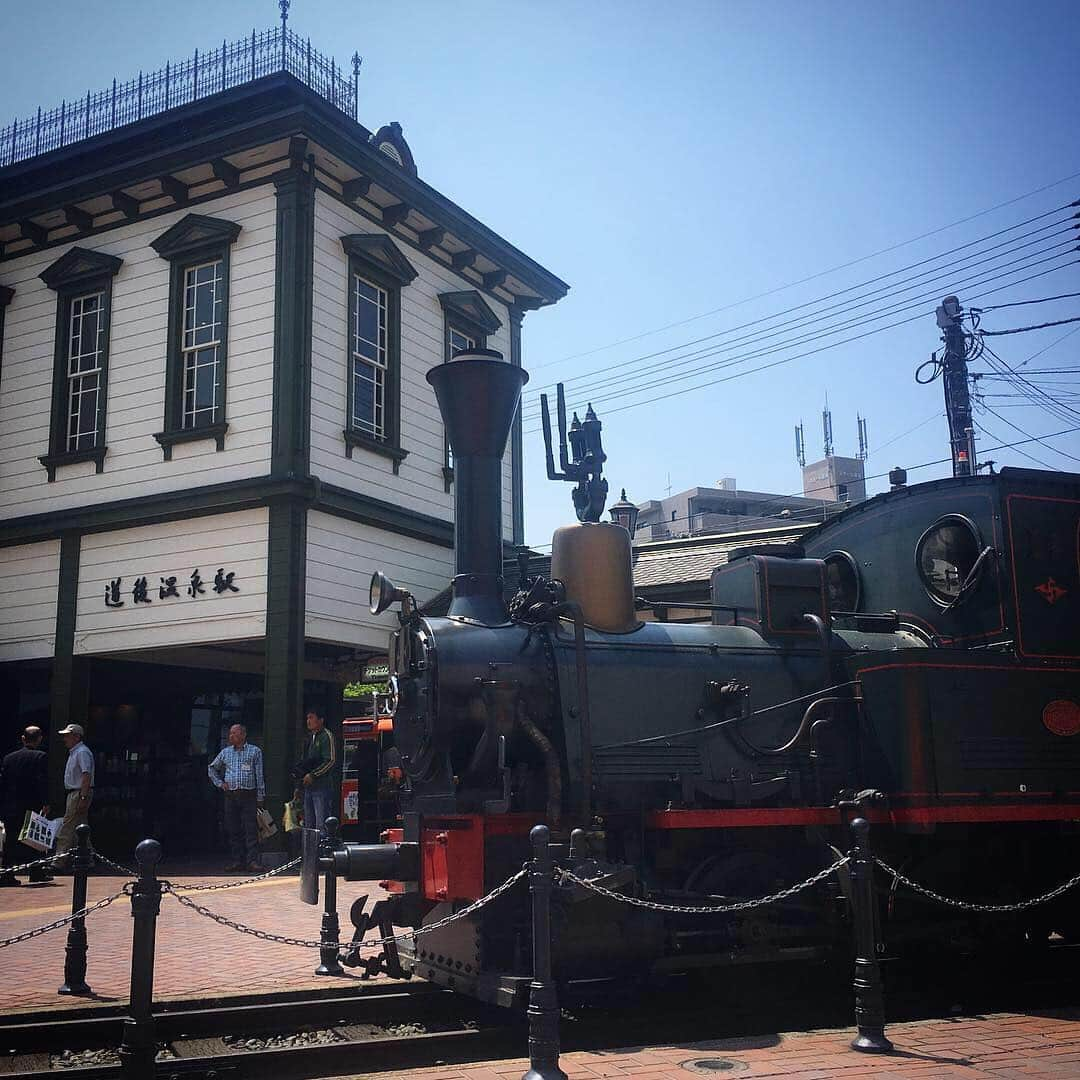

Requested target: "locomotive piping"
[
  {"left": 802, "top": 613, "right": 833, "bottom": 690},
  {"left": 553, "top": 599, "right": 592, "bottom": 825},
  {"left": 518, "top": 706, "right": 563, "bottom": 826}
]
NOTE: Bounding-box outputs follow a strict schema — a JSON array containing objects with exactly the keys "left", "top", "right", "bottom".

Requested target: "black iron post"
[
  {"left": 521, "top": 825, "right": 567, "bottom": 1080},
  {"left": 849, "top": 818, "right": 892, "bottom": 1054},
  {"left": 315, "top": 817, "right": 344, "bottom": 976},
  {"left": 57, "top": 824, "right": 93, "bottom": 996},
  {"left": 118, "top": 839, "right": 162, "bottom": 1079}
]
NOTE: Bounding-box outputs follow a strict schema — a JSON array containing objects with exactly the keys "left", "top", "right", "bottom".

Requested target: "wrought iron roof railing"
[{"left": 0, "top": 24, "right": 359, "bottom": 169}]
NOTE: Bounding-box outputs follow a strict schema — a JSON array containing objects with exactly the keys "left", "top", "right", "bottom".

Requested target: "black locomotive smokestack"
[{"left": 427, "top": 348, "right": 528, "bottom": 624}]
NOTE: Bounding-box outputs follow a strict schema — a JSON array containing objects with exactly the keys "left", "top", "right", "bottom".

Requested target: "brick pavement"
[
  {"left": 344, "top": 1009, "right": 1080, "bottom": 1079},
  {"left": 0, "top": 868, "right": 393, "bottom": 1013}
]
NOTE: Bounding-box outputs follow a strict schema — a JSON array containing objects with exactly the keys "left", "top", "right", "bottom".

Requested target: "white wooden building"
[{"left": 0, "top": 21, "right": 566, "bottom": 853}]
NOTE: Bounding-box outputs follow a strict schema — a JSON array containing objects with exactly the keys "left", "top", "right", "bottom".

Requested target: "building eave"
[{"left": 0, "top": 74, "right": 569, "bottom": 309}]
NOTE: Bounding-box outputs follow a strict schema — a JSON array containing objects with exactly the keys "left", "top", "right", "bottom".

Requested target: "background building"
[
  {"left": 635, "top": 479, "right": 843, "bottom": 540},
  {"left": 0, "top": 18, "right": 566, "bottom": 856},
  {"left": 801, "top": 455, "right": 867, "bottom": 504}
]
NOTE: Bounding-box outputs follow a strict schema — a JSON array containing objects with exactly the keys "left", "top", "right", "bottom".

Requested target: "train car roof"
[{"left": 801, "top": 466, "right": 1080, "bottom": 545}]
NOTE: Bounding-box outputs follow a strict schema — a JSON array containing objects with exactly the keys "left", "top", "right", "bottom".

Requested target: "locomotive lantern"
[{"left": 302, "top": 348, "right": 1080, "bottom": 1006}]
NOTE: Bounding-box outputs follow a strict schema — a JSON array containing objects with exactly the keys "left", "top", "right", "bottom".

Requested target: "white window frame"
[
  {"left": 350, "top": 272, "right": 389, "bottom": 440},
  {"left": 181, "top": 259, "right": 225, "bottom": 430},
  {"left": 65, "top": 290, "right": 106, "bottom": 452}
]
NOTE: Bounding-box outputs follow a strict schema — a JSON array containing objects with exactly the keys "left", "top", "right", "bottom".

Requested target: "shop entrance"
[{"left": 86, "top": 658, "right": 264, "bottom": 859}]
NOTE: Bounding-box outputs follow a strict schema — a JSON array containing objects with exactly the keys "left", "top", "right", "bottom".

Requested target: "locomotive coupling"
[{"left": 300, "top": 827, "right": 419, "bottom": 905}]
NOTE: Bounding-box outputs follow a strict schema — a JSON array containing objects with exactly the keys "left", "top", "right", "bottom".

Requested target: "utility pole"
[{"left": 936, "top": 295, "right": 976, "bottom": 477}]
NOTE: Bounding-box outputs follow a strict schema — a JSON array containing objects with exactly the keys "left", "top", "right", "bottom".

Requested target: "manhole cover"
[{"left": 682, "top": 1059, "right": 749, "bottom": 1074}]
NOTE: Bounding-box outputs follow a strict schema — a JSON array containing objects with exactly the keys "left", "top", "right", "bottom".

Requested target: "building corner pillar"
[
  {"left": 262, "top": 499, "right": 307, "bottom": 814},
  {"left": 510, "top": 306, "right": 525, "bottom": 547},
  {"left": 48, "top": 531, "right": 88, "bottom": 809}
]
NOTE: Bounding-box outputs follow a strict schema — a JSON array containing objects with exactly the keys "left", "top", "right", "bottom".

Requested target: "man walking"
[
  {"left": 56, "top": 723, "right": 94, "bottom": 868},
  {"left": 208, "top": 724, "right": 265, "bottom": 872},
  {"left": 0, "top": 726, "right": 51, "bottom": 886},
  {"left": 299, "top": 709, "right": 336, "bottom": 834}
]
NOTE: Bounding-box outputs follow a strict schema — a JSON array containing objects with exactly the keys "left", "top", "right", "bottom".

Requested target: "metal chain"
[
  {"left": 555, "top": 857, "right": 850, "bottom": 915},
  {"left": 89, "top": 849, "right": 137, "bottom": 876},
  {"left": 875, "top": 856, "right": 1080, "bottom": 914},
  {"left": 0, "top": 891, "right": 124, "bottom": 950},
  {"left": 351, "top": 867, "right": 529, "bottom": 951},
  {"left": 166, "top": 887, "right": 331, "bottom": 948},
  {"left": 165, "top": 867, "right": 527, "bottom": 951},
  {"left": 0, "top": 850, "right": 65, "bottom": 876},
  {"left": 171, "top": 857, "right": 301, "bottom": 892}
]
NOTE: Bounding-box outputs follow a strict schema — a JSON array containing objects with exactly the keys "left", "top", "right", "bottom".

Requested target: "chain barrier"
[
  {"left": 0, "top": 891, "right": 125, "bottom": 950},
  {"left": 89, "top": 849, "right": 137, "bottom": 876},
  {"left": 171, "top": 857, "right": 301, "bottom": 892},
  {"left": 554, "top": 857, "right": 850, "bottom": 915},
  {"left": 164, "top": 866, "right": 527, "bottom": 951},
  {"left": 874, "top": 856, "right": 1080, "bottom": 914},
  {"left": 0, "top": 850, "right": 66, "bottom": 876},
  {"left": 88, "top": 848, "right": 299, "bottom": 889}
]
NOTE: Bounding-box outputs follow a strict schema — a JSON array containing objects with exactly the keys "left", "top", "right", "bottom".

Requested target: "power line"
[
  {"left": 524, "top": 223, "right": 1077, "bottom": 412},
  {"left": 528, "top": 212, "right": 1078, "bottom": 399},
  {"left": 528, "top": 175, "right": 1080, "bottom": 374},
  {"left": 525, "top": 422, "right": 1080, "bottom": 550},
  {"left": 523, "top": 253, "right": 1079, "bottom": 432},
  {"left": 529, "top": 240, "right": 1079, "bottom": 419},
  {"left": 973, "top": 418, "right": 1055, "bottom": 469},
  {"left": 980, "top": 314, "right": 1080, "bottom": 337},
  {"left": 972, "top": 290, "right": 1080, "bottom": 312}
]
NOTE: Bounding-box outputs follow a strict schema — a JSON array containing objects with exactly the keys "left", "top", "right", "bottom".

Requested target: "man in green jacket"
[{"left": 300, "top": 709, "right": 336, "bottom": 834}]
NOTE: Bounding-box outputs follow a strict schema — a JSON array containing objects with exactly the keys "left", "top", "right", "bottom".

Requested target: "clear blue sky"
[{"left": 5, "top": 1, "right": 1079, "bottom": 546}]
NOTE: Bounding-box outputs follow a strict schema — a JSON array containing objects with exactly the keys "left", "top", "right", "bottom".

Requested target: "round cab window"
[
  {"left": 824, "top": 551, "right": 860, "bottom": 612},
  {"left": 916, "top": 515, "right": 982, "bottom": 605}
]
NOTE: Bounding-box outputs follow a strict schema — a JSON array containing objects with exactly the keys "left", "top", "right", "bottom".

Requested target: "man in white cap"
[{"left": 56, "top": 724, "right": 94, "bottom": 864}]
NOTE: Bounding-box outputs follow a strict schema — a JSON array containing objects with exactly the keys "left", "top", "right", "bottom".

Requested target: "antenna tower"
[
  {"left": 857, "top": 415, "right": 869, "bottom": 461},
  {"left": 822, "top": 400, "right": 833, "bottom": 458},
  {"left": 795, "top": 422, "right": 806, "bottom": 467}
]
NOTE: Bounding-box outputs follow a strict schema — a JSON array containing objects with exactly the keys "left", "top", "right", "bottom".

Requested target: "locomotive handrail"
[{"left": 595, "top": 680, "right": 860, "bottom": 750}]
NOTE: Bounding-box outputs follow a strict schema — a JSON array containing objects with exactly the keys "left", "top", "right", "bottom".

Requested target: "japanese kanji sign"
[{"left": 103, "top": 568, "right": 240, "bottom": 610}]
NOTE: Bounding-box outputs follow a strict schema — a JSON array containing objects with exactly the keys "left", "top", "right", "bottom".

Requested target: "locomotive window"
[
  {"left": 824, "top": 551, "right": 860, "bottom": 612},
  {"left": 916, "top": 515, "right": 982, "bottom": 606}
]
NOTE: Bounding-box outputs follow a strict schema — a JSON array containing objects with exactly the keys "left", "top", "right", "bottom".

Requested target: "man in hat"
[
  {"left": 56, "top": 724, "right": 94, "bottom": 865},
  {"left": 0, "top": 727, "right": 51, "bottom": 886}
]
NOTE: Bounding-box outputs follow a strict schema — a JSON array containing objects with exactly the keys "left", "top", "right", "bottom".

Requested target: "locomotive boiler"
[{"left": 306, "top": 347, "right": 1080, "bottom": 1006}]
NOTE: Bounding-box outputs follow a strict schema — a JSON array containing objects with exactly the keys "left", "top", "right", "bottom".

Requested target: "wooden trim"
[
  {"left": 0, "top": 474, "right": 453, "bottom": 550},
  {"left": 48, "top": 532, "right": 88, "bottom": 808},
  {"left": 0, "top": 80, "right": 567, "bottom": 305},
  {"left": 262, "top": 498, "right": 307, "bottom": 806},
  {"left": 271, "top": 167, "right": 316, "bottom": 478},
  {"left": 343, "top": 247, "right": 406, "bottom": 466},
  {"left": 153, "top": 421, "right": 229, "bottom": 461},
  {"left": 314, "top": 481, "right": 453, "bottom": 547},
  {"left": 154, "top": 214, "right": 241, "bottom": 454},
  {"left": 39, "top": 261, "right": 120, "bottom": 481},
  {"left": 0, "top": 284, "right": 12, "bottom": 402},
  {"left": 510, "top": 306, "right": 525, "bottom": 546}
]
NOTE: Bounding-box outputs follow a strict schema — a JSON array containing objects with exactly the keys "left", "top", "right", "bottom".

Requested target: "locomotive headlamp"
[
  {"left": 369, "top": 570, "right": 408, "bottom": 616},
  {"left": 609, "top": 488, "right": 639, "bottom": 537}
]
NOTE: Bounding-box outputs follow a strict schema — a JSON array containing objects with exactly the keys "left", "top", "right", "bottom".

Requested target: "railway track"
[
  {"left": 3, "top": 944, "right": 1078, "bottom": 1078},
  {"left": 0, "top": 982, "right": 519, "bottom": 1079}
]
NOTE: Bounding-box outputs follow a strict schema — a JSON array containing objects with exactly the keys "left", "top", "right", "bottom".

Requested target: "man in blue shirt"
[{"left": 208, "top": 724, "right": 265, "bottom": 872}]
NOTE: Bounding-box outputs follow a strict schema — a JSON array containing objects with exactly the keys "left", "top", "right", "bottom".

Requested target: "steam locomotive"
[{"left": 305, "top": 347, "right": 1080, "bottom": 1006}]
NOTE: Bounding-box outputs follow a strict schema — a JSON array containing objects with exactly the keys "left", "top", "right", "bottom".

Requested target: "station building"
[{"left": 0, "top": 20, "right": 567, "bottom": 855}]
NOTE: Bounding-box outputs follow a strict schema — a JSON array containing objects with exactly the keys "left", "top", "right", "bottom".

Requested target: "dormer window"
[
  {"left": 37, "top": 246, "right": 123, "bottom": 481},
  {"left": 150, "top": 213, "right": 241, "bottom": 460}
]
